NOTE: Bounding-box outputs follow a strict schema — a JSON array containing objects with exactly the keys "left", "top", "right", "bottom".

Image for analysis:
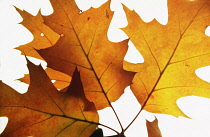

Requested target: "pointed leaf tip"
[
  {"left": 67, "top": 67, "right": 83, "bottom": 96},
  {"left": 67, "top": 67, "right": 97, "bottom": 112},
  {"left": 13, "top": 6, "right": 22, "bottom": 14},
  {"left": 146, "top": 117, "right": 162, "bottom": 137}
]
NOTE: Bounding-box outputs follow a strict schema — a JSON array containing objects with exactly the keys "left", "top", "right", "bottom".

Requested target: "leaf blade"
[
  {"left": 123, "top": 0, "right": 210, "bottom": 117},
  {"left": 0, "top": 59, "right": 99, "bottom": 137},
  {"left": 34, "top": 0, "right": 135, "bottom": 109}
]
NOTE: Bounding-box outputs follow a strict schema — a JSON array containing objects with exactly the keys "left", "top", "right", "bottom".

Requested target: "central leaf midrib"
[
  {"left": 55, "top": 0, "right": 124, "bottom": 131},
  {"left": 142, "top": 0, "right": 207, "bottom": 110}
]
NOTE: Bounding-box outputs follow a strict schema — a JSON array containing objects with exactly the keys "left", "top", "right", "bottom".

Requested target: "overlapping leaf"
[
  {"left": 123, "top": 0, "right": 210, "bottom": 117},
  {"left": 0, "top": 59, "right": 98, "bottom": 137},
  {"left": 7, "top": 0, "right": 136, "bottom": 136},
  {"left": 14, "top": 5, "right": 72, "bottom": 90},
  {"left": 19, "top": 67, "right": 71, "bottom": 90},
  {"left": 3, "top": 0, "right": 210, "bottom": 136},
  {"left": 16, "top": 0, "right": 135, "bottom": 110}
]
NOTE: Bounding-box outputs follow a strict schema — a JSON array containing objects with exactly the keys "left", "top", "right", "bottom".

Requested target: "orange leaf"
[
  {"left": 26, "top": 0, "right": 135, "bottom": 109},
  {"left": 0, "top": 59, "right": 98, "bottom": 137},
  {"left": 15, "top": 7, "right": 60, "bottom": 60},
  {"left": 123, "top": 0, "right": 210, "bottom": 117}
]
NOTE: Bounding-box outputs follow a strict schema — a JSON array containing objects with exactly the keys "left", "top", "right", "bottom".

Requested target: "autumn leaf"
[
  {"left": 0, "top": 58, "right": 99, "bottom": 137},
  {"left": 122, "top": 0, "right": 210, "bottom": 117},
  {"left": 16, "top": 0, "right": 135, "bottom": 110},
  {"left": 10, "top": 0, "right": 135, "bottom": 135},
  {"left": 3, "top": 0, "right": 210, "bottom": 136},
  {"left": 14, "top": 2, "right": 71, "bottom": 90},
  {"left": 15, "top": 6, "right": 60, "bottom": 60},
  {"left": 19, "top": 67, "right": 71, "bottom": 90},
  {"left": 146, "top": 118, "right": 162, "bottom": 137}
]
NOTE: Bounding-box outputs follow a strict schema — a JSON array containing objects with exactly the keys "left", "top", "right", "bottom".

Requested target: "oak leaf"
[
  {"left": 123, "top": 0, "right": 210, "bottom": 117},
  {"left": 0, "top": 59, "right": 99, "bottom": 137},
  {"left": 16, "top": 0, "right": 135, "bottom": 110},
  {"left": 3, "top": 0, "right": 210, "bottom": 136}
]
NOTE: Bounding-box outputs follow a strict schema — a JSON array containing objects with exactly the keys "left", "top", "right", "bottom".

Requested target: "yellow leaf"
[{"left": 123, "top": 0, "right": 210, "bottom": 117}]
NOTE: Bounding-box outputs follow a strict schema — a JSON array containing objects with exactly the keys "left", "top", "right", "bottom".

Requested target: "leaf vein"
[
  {"left": 55, "top": 120, "right": 77, "bottom": 137},
  {"left": 141, "top": 32, "right": 161, "bottom": 73},
  {"left": 40, "top": 82, "right": 65, "bottom": 115},
  {"left": 169, "top": 53, "right": 210, "bottom": 65},
  {"left": 52, "top": 0, "right": 123, "bottom": 130}
]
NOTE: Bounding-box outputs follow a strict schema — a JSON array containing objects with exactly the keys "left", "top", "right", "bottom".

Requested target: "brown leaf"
[
  {"left": 146, "top": 118, "right": 162, "bottom": 137},
  {"left": 22, "top": 0, "right": 135, "bottom": 109},
  {"left": 0, "top": 59, "right": 98, "bottom": 137},
  {"left": 123, "top": 0, "right": 210, "bottom": 117},
  {"left": 19, "top": 67, "right": 71, "bottom": 90}
]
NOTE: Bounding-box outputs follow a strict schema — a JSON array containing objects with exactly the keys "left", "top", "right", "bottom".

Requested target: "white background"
[{"left": 1, "top": 0, "right": 210, "bottom": 136}]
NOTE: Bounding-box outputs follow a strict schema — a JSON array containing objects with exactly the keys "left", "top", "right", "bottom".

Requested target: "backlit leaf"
[
  {"left": 19, "top": 67, "right": 71, "bottom": 90},
  {"left": 23, "top": 0, "right": 135, "bottom": 110},
  {"left": 15, "top": 7, "right": 60, "bottom": 60},
  {"left": 0, "top": 59, "right": 98, "bottom": 137},
  {"left": 123, "top": 0, "right": 210, "bottom": 117},
  {"left": 2, "top": 0, "right": 210, "bottom": 136}
]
